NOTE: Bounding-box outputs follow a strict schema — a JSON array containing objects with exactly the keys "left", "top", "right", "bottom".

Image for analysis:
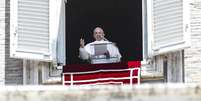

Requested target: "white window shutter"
[
  {"left": 148, "top": 0, "right": 191, "bottom": 56},
  {"left": 49, "top": 0, "right": 63, "bottom": 64},
  {"left": 56, "top": 0, "right": 66, "bottom": 65},
  {"left": 10, "top": 0, "right": 62, "bottom": 62}
]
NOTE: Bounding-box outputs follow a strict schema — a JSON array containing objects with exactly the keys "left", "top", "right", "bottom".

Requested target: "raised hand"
[{"left": 80, "top": 38, "right": 85, "bottom": 48}]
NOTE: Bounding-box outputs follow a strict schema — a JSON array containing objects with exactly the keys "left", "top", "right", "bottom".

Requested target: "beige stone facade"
[
  {"left": 184, "top": 0, "right": 201, "bottom": 83},
  {"left": 0, "top": 0, "right": 201, "bottom": 85},
  {"left": 0, "top": 84, "right": 200, "bottom": 101}
]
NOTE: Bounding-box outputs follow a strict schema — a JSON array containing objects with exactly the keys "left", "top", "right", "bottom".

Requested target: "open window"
[
  {"left": 147, "top": 0, "right": 191, "bottom": 57},
  {"left": 66, "top": 0, "right": 143, "bottom": 65},
  {"left": 10, "top": 0, "right": 65, "bottom": 65}
]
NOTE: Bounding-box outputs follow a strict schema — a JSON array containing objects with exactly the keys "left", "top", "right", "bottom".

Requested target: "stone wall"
[
  {"left": 0, "top": 0, "right": 6, "bottom": 85},
  {"left": 149, "top": 0, "right": 201, "bottom": 83},
  {"left": 0, "top": 0, "right": 59, "bottom": 85},
  {"left": 184, "top": 0, "right": 201, "bottom": 83},
  {"left": 5, "top": 0, "right": 23, "bottom": 85},
  {"left": 0, "top": 84, "right": 200, "bottom": 101},
  {"left": 0, "top": 0, "right": 23, "bottom": 85},
  {"left": 1, "top": 0, "right": 201, "bottom": 85}
]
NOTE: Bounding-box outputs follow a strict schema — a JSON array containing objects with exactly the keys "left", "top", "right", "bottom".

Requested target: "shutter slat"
[
  {"left": 149, "top": 0, "right": 191, "bottom": 55},
  {"left": 18, "top": 2, "right": 49, "bottom": 9},
  {"left": 18, "top": 7, "right": 48, "bottom": 14},
  {"left": 18, "top": 27, "right": 48, "bottom": 33},
  {"left": 17, "top": 0, "right": 49, "bottom": 54},
  {"left": 19, "top": 0, "right": 49, "bottom": 5},
  {"left": 153, "top": 0, "right": 184, "bottom": 48},
  {"left": 18, "top": 30, "right": 48, "bottom": 36},
  {"left": 155, "top": 23, "right": 183, "bottom": 34},
  {"left": 10, "top": 0, "right": 64, "bottom": 61},
  {"left": 154, "top": 32, "right": 183, "bottom": 43},
  {"left": 18, "top": 38, "right": 49, "bottom": 44},
  {"left": 18, "top": 46, "right": 49, "bottom": 53},
  {"left": 154, "top": 0, "right": 181, "bottom": 10},
  {"left": 18, "top": 18, "right": 48, "bottom": 24},
  {"left": 154, "top": 18, "right": 182, "bottom": 28},
  {"left": 18, "top": 22, "right": 48, "bottom": 29}
]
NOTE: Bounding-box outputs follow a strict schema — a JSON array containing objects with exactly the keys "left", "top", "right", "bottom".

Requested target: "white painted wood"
[
  {"left": 23, "top": 60, "right": 26, "bottom": 85},
  {"left": 10, "top": 0, "right": 63, "bottom": 62},
  {"left": 56, "top": 0, "right": 66, "bottom": 65},
  {"left": 184, "top": 0, "right": 201, "bottom": 83},
  {"left": 0, "top": 0, "right": 6, "bottom": 85},
  {"left": 142, "top": 0, "right": 149, "bottom": 59},
  {"left": 167, "top": 51, "right": 184, "bottom": 82},
  {"left": 10, "top": 0, "right": 50, "bottom": 61},
  {"left": 49, "top": 0, "right": 63, "bottom": 64},
  {"left": 147, "top": 0, "right": 191, "bottom": 56}
]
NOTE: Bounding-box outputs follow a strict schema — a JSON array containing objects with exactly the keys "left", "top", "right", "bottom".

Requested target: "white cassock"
[{"left": 79, "top": 40, "right": 122, "bottom": 63}]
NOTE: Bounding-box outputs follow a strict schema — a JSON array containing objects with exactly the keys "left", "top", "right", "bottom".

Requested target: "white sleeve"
[
  {"left": 108, "top": 44, "right": 122, "bottom": 61},
  {"left": 114, "top": 46, "right": 122, "bottom": 62},
  {"left": 79, "top": 47, "right": 90, "bottom": 60}
]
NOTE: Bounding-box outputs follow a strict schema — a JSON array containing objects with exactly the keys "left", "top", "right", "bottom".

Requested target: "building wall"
[
  {"left": 5, "top": 0, "right": 23, "bottom": 85},
  {"left": 0, "top": 0, "right": 23, "bottom": 85},
  {"left": 184, "top": 0, "right": 201, "bottom": 83},
  {"left": 0, "top": 0, "right": 60, "bottom": 85},
  {"left": 146, "top": 0, "right": 201, "bottom": 83},
  {"left": 0, "top": 0, "right": 6, "bottom": 85},
  {"left": 1, "top": 0, "right": 201, "bottom": 85},
  {"left": 0, "top": 84, "right": 200, "bottom": 101}
]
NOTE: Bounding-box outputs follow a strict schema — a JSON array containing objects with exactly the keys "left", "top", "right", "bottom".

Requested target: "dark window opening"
[{"left": 66, "top": 0, "right": 142, "bottom": 64}]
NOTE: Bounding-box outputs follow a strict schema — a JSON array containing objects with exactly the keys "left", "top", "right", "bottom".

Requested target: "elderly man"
[{"left": 79, "top": 27, "right": 122, "bottom": 64}]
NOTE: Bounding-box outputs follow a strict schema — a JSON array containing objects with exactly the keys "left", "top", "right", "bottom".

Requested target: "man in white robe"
[{"left": 79, "top": 27, "right": 122, "bottom": 63}]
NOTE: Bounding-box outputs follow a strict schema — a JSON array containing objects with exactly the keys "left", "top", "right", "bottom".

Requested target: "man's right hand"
[{"left": 80, "top": 38, "right": 85, "bottom": 48}]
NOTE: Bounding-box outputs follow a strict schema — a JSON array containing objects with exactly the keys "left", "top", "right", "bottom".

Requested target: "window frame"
[
  {"left": 145, "top": 0, "right": 191, "bottom": 57},
  {"left": 10, "top": 0, "right": 64, "bottom": 62}
]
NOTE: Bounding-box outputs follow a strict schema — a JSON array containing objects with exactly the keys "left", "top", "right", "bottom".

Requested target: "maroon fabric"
[
  {"left": 63, "top": 61, "right": 141, "bottom": 73},
  {"left": 64, "top": 76, "right": 71, "bottom": 81},
  {"left": 63, "top": 61, "right": 140, "bottom": 85},
  {"left": 64, "top": 71, "right": 130, "bottom": 81},
  {"left": 64, "top": 69, "right": 139, "bottom": 81},
  {"left": 132, "top": 69, "right": 139, "bottom": 76},
  {"left": 64, "top": 78, "right": 138, "bottom": 85},
  {"left": 127, "top": 61, "right": 141, "bottom": 67}
]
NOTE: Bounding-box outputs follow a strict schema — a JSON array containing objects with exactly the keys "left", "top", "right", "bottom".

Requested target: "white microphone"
[
  {"left": 103, "top": 37, "right": 117, "bottom": 46},
  {"left": 103, "top": 37, "right": 108, "bottom": 41}
]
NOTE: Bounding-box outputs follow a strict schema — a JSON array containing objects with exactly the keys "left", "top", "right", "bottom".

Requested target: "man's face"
[{"left": 93, "top": 28, "right": 105, "bottom": 41}]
